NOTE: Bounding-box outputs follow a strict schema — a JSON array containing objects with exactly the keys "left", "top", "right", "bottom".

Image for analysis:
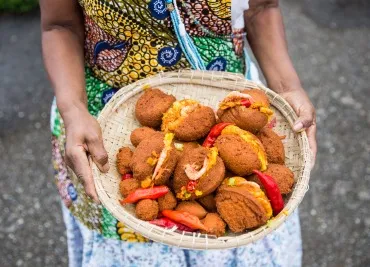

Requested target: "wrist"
[{"left": 57, "top": 99, "right": 89, "bottom": 126}]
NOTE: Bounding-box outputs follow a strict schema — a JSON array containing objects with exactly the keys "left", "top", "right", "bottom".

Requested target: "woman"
[{"left": 41, "top": 0, "right": 316, "bottom": 266}]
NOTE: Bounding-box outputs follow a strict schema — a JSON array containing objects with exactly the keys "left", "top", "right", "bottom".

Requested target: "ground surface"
[{"left": 0, "top": 1, "right": 369, "bottom": 266}]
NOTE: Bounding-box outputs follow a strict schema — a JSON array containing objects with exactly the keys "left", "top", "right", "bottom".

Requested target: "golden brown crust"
[
  {"left": 119, "top": 179, "right": 139, "bottom": 197},
  {"left": 217, "top": 106, "right": 268, "bottom": 133},
  {"left": 197, "top": 194, "right": 217, "bottom": 212},
  {"left": 174, "top": 106, "right": 216, "bottom": 141},
  {"left": 217, "top": 89, "right": 270, "bottom": 133},
  {"left": 130, "top": 132, "right": 177, "bottom": 185},
  {"left": 135, "top": 199, "right": 159, "bottom": 221},
  {"left": 158, "top": 191, "right": 177, "bottom": 211},
  {"left": 257, "top": 127, "right": 285, "bottom": 164},
  {"left": 215, "top": 186, "right": 268, "bottom": 232},
  {"left": 116, "top": 147, "right": 133, "bottom": 175},
  {"left": 130, "top": 127, "right": 157, "bottom": 147},
  {"left": 215, "top": 134, "right": 261, "bottom": 176},
  {"left": 201, "top": 213, "right": 226, "bottom": 237},
  {"left": 175, "top": 201, "right": 208, "bottom": 219},
  {"left": 173, "top": 146, "right": 225, "bottom": 199},
  {"left": 242, "top": 89, "right": 269, "bottom": 106},
  {"left": 248, "top": 164, "right": 294, "bottom": 195},
  {"left": 174, "top": 142, "right": 200, "bottom": 159},
  {"left": 135, "top": 88, "right": 176, "bottom": 128}
]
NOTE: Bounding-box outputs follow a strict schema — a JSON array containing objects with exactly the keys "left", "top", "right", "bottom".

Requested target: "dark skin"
[{"left": 40, "top": 0, "right": 316, "bottom": 203}]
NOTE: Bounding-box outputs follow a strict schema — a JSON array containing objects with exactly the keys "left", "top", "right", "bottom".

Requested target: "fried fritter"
[
  {"left": 257, "top": 127, "right": 285, "bottom": 164},
  {"left": 130, "top": 127, "right": 157, "bottom": 147},
  {"left": 201, "top": 213, "right": 226, "bottom": 237},
  {"left": 116, "top": 147, "right": 133, "bottom": 175},
  {"left": 135, "top": 199, "right": 159, "bottom": 221},
  {"left": 158, "top": 191, "right": 177, "bottom": 211},
  {"left": 119, "top": 178, "right": 139, "bottom": 197},
  {"left": 248, "top": 164, "right": 294, "bottom": 195},
  {"left": 135, "top": 88, "right": 176, "bottom": 128}
]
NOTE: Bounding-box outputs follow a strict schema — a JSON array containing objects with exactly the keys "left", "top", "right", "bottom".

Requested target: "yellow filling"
[
  {"left": 161, "top": 99, "right": 200, "bottom": 132},
  {"left": 176, "top": 147, "right": 219, "bottom": 200},
  {"left": 225, "top": 177, "right": 273, "bottom": 218},
  {"left": 221, "top": 125, "right": 267, "bottom": 171}
]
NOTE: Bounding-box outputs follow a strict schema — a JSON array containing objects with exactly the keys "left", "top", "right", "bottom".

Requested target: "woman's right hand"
[{"left": 62, "top": 104, "right": 110, "bottom": 203}]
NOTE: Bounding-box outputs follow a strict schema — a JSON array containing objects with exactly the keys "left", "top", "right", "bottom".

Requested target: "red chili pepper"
[
  {"left": 202, "top": 122, "right": 234, "bottom": 148},
  {"left": 150, "top": 217, "right": 195, "bottom": 232},
  {"left": 186, "top": 180, "right": 197, "bottom": 192},
  {"left": 162, "top": 210, "right": 208, "bottom": 231},
  {"left": 120, "top": 185, "right": 169, "bottom": 204},
  {"left": 253, "top": 170, "right": 284, "bottom": 216},
  {"left": 122, "top": 173, "right": 133, "bottom": 180},
  {"left": 240, "top": 98, "right": 252, "bottom": 108}
]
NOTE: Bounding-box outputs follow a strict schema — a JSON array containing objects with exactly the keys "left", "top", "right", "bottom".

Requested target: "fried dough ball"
[
  {"left": 116, "top": 147, "right": 133, "bottom": 175},
  {"left": 173, "top": 106, "right": 216, "bottom": 141},
  {"left": 215, "top": 182, "right": 271, "bottom": 232},
  {"left": 217, "top": 89, "right": 270, "bottom": 133},
  {"left": 175, "top": 201, "right": 207, "bottom": 219},
  {"left": 201, "top": 213, "right": 226, "bottom": 237},
  {"left": 119, "top": 178, "right": 139, "bottom": 197},
  {"left": 173, "top": 146, "right": 225, "bottom": 200},
  {"left": 215, "top": 134, "right": 262, "bottom": 176},
  {"left": 135, "top": 88, "right": 176, "bottom": 128},
  {"left": 197, "top": 194, "right": 217, "bottom": 212},
  {"left": 135, "top": 199, "right": 159, "bottom": 221},
  {"left": 257, "top": 127, "right": 285, "bottom": 164},
  {"left": 158, "top": 191, "right": 177, "bottom": 211},
  {"left": 130, "top": 132, "right": 177, "bottom": 186},
  {"left": 130, "top": 127, "right": 157, "bottom": 147},
  {"left": 248, "top": 164, "right": 294, "bottom": 195}
]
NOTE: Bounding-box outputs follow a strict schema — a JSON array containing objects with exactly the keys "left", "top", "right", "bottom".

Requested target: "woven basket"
[{"left": 92, "top": 70, "right": 311, "bottom": 250}]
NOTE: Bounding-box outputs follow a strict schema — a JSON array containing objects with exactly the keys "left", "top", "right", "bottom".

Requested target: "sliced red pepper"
[
  {"left": 122, "top": 173, "right": 133, "bottom": 180},
  {"left": 202, "top": 122, "right": 234, "bottom": 148},
  {"left": 240, "top": 98, "right": 252, "bottom": 108},
  {"left": 253, "top": 170, "right": 284, "bottom": 216},
  {"left": 186, "top": 180, "right": 197, "bottom": 192},
  {"left": 162, "top": 210, "right": 208, "bottom": 231},
  {"left": 150, "top": 217, "right": 195, "bottom": 232},
  {"left": 120, "top": 185, "right": 169, "bottom": 204}
]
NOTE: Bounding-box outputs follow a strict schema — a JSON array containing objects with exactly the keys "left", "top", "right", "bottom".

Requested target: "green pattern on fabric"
[
  {"left": 51, "top": 104, "right": 62, "bottom": 137},
  {"left": 193, "top": 37, "right": 245, "bottom": 73},
  {"left": 102, "top": 207, "right": 120, "bottom": 240},
  {"left": 85, "top": 67, "right": 112, "bottom": 116}
]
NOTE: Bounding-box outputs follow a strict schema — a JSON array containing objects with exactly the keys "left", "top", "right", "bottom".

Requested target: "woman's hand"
[
  {"left": 279, "top": 89, "right": 317, "bottom": 168},
  {"left": 63, "top": 104, "right": 110, "bottom": 203}
]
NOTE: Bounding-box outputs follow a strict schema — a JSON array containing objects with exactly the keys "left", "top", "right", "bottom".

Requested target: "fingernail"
[{"left": 293, "top": 122, "right": 304, "bottom": 132}]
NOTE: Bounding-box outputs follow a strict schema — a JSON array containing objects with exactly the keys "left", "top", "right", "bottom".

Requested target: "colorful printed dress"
[{"left": 51, "top": 0, "right": 302, "bottom": 266}]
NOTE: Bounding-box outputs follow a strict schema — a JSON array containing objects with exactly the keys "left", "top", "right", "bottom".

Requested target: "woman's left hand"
[{"left": 279, "top": 89, "right": 317, "bottom": 168}]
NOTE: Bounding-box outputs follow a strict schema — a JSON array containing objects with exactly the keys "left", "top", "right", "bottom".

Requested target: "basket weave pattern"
[{"left": 92, "top": 70, "right": 311, "bottom": 249}]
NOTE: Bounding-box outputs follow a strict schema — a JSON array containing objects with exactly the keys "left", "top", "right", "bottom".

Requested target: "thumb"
[
  {"left": 86, "top": 135, "right": 110, "bottom": 173},
  {"left": 293, "top": 108, "right": 314, "bottom": 132}
]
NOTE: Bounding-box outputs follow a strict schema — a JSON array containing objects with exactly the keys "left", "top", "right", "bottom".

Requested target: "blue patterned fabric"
[{"left": 62, "top": 203, "right": 302, "bottom": 267}]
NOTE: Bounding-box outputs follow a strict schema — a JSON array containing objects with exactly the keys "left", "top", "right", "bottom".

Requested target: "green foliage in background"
[{"left": 0, "top": 0, "right": 39, "bottom": 13}]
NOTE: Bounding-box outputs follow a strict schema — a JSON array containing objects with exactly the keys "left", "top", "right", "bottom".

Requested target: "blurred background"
[{"left": 0, "top": 0, "right": 369, "bottom": 266}]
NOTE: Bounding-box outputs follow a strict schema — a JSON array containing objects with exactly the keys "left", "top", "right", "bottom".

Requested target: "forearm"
[
  {"left": 245, "top": 1, "right": 302, "bottom": 93},
  {"left": 42, "top": 26, "right": 86, "bottom": 119},
  {"left": 40, "top": 0, "right": 86, "bottom": 122}
]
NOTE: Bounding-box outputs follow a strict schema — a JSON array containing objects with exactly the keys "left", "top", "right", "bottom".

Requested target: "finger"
[
  {"left": 86, "top": 134, "right": 110, "bottom": 173},
  {"left": 293, "top": 108, "right": 314, "bottom": 132},
  {"left": 66, "top": 146, "right": 101, "bottom": 203},
  {"left": 306, "top": 124, "right": 317, "bottom": 169}
]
